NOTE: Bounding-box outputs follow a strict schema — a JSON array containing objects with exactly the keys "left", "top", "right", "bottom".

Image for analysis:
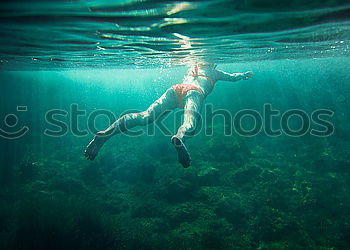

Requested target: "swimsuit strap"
[{"left": 195, "top": 74, "right": 215, "bottom": 87}]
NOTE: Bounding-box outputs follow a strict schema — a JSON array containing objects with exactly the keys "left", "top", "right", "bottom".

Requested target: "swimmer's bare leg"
[
  {"left": 84, "top": 112, "right": 133, "bottom": 161},
  {"left": 84, "top": 88, "right": 178, "bottom": 161},
  {"left": 172, "top": 91, "right": 202, "bottom": 168}
]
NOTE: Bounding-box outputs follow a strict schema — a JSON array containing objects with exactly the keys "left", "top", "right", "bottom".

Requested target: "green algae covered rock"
[
  {"left": 197, "top": 165, "right": 220, "bottom": 186},
  {"left": 231, "top": 164, "right": 262, "bottom": 185}
]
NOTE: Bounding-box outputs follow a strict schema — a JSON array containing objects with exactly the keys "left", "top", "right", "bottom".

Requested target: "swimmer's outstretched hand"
[{"left": 244, "top": 71, "right": 254, "bottom": 80}]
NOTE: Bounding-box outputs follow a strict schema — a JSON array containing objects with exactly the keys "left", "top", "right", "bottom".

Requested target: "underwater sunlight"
[{"left": 1, "top": 0, "right": 350, "bottom": 249}]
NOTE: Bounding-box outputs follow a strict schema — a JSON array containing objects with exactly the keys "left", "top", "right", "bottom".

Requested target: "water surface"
[{"left": 0, "top": 0, "right": 349, "bottom": 69}]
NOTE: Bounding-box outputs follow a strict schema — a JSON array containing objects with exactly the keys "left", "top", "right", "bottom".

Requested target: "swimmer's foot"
[
  {"left": 84, "top": 132, "right": 108, "bottom": 161},
  {"left": 171, "top": 136, "right": 191, "bottom": 168}
]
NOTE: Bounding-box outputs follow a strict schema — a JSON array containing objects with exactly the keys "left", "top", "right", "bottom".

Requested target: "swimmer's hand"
[{"left": 243, "top": 71, "right": 254, "bottom": 80}]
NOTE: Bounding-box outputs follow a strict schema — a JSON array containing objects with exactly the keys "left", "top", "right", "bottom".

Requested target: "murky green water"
[{"left": 1, "top": 1, "right": 350, "bottom": 249}]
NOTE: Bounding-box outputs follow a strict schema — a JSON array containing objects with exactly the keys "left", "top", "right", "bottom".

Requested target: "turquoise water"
[
  {"left": 0, "top": 0, "right": 350, "bottom": 69},
  {"left": 1, "top": 1, "right": 350, "bottom": 249}
]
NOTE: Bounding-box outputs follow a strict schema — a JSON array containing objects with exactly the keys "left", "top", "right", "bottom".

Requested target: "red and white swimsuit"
[{"left": 172, "top": 65, "right": 215, "bottom": 108}]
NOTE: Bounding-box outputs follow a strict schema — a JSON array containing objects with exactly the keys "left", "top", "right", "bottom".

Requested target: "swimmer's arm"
[{"left": 216, "top": 70, "right": 254, "bottom": 82}]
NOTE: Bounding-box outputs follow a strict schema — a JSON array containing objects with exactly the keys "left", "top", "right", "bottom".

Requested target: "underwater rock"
[
  {"left": 18, "top": 161, "right": 38, "bottom": 183},
  {"left": 50, "top": 177, "right": 86, "bottom": 194},
  {"left": 130, "top": 199, "right": 165, "bottom": 219},
  {"left": 167, "top": 202, "right": 201, "bottom": 228},
  {"left": 197, "top": 186, "right": 233, "bottom": 205},
  {"left": 107, "top": 156, "right": 156, "bottom": 184},
  {"left": 197, "top": 166, "right": 221, "bottom": 186},
  {"left": 80, "top": 164, "right": 103, "bottom": 186},
  {"left": 215, "top": 195, "right": 248, "bottom": 226},
  {"left": 200, "top": 134, "right": 251, "bottom": 165},
  {"left": 9, "top": 193, "right": 123, "bottom": 250},
  {"left": 167, "top": 212, "right": 234, "bottom": 249},
  {"left": 253, "top": 207, "right": 299, "bottom": 243},
  {"left": 26, "top": 180, "right": 48, "bottom": 193},
  {"left": 259, "top": 169, "right": 278, "bottom": 182},
  {"left": 157, "top": 178, "right": 194, "bottom": 202},
  {"left": 201, "top": 218, "right": 235, "bottom": 250},
  {"left": 257, "top": 241, "right": 290, "bottom": 250},
  {"left": 231, "top": 165, "right": 262, "bottom": 185},
  {"left": 314, "top": 154, "right": 350, "bottom": 173},
  {"left": 110, "top": 163, "right": 156, "bottom": 184},
  {"left": 133, "top": 217, "right": 170, "bottom": 235}
]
